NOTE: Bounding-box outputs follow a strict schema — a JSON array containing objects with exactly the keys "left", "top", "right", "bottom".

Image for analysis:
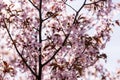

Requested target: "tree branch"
[
  {"left": 42, "top": 33, "right": 69, "bottom": 67},
  {"left": 3, "top": 20, "right": 38, "bottom": 78},
  {"left": 38, "top": 0, "right": 43, "bottom": 80},
  {"left": 42, "top": 12, "right": 58, "bottom": 22},
  {"left": 85, "top": 0, "right": 104, "bottom": 5},
  {"left": 62, "top": 0, "right": 77, "bottom": 12},
  {"left": 28, "top": 0, "right": 39, "bottom": 10},
  {"left": 73, "top": 0, "right": 87, "bottom": 24}
]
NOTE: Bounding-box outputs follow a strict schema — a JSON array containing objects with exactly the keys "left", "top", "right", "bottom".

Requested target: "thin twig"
[
  {"left": 62, "top": 0, "right": 77, "bottom": 12},
  {"left": 42, "top": 15, "right": 52, "bottom": 22},
  {"left": 85, "top": 0, "right": 103, "bottom": 5},
  {"left": 73, "top": 0, "right": 87, "bottom": 24},
  {"left": 42, "top": 12, "right": 58, "bottom": 22},
  {"left": 28, "top": 0, "right": 39, "bottom": 10}
]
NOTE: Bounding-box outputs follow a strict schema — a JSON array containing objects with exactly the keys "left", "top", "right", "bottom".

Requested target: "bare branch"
[
  {"left": 42, "top": 15, "right": 53, "bottom": 22},
  {"left": 73, "top": 0, "right": 87, "bottom": 24},
  {"left": 38, "top": 0, "right": 43, "bottom": 79},
  {"left": 28, "top": 0, "right": 39, "bottom": 10},
  {"left": 62, "top": 0, "right": 77, "bottom": 12},
  {"left": 85, "top": 0, "right": 104, "bottom": 5}
]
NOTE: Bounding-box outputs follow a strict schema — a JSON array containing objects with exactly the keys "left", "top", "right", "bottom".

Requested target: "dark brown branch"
[
  {"left": 42, "top": 15, "right": 53, "bottom": 22},
  {"left": 85, "top": 0, "right": 104, "bottom": 5},
  {"left": 42, "top": 12, "right": 58, "bottom": 22},
  {"left": 62, "top": 0, "right": 77, "bottom": 12},
  {"left": 33, "top": 27, "right": 39, "bottom": 31},
  {"left": 73, "top": 0, "right": 87, "bottom": 24},
  {"left": 38, "top": 0, "right": 43, "bottom": 80},
  {"left": 42, "top": 33, "right": 69, "bottom": 67},
  {"left": 28, "top": 0, "right": 39, "bottom": 10},
  {"left": 3, "top": 20, "right": 38, "bottom": 78}
]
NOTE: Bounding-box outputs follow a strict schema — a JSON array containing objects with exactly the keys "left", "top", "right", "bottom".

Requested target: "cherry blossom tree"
[{"left": 0, "top": 0, "right": 120, "bottom": 80}]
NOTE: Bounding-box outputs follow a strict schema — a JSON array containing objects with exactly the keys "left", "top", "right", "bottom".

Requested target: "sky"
[
  {"left": 101, "top": 0, "right": 120, "bottom": 72},
  {"left": 103, "top": 25, "right": 120, "bottom": 72}
]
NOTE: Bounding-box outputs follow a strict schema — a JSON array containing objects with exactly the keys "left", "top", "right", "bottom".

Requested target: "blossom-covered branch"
[{"left": 3, "top": 19, "right": 38, "bottom": 78}]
